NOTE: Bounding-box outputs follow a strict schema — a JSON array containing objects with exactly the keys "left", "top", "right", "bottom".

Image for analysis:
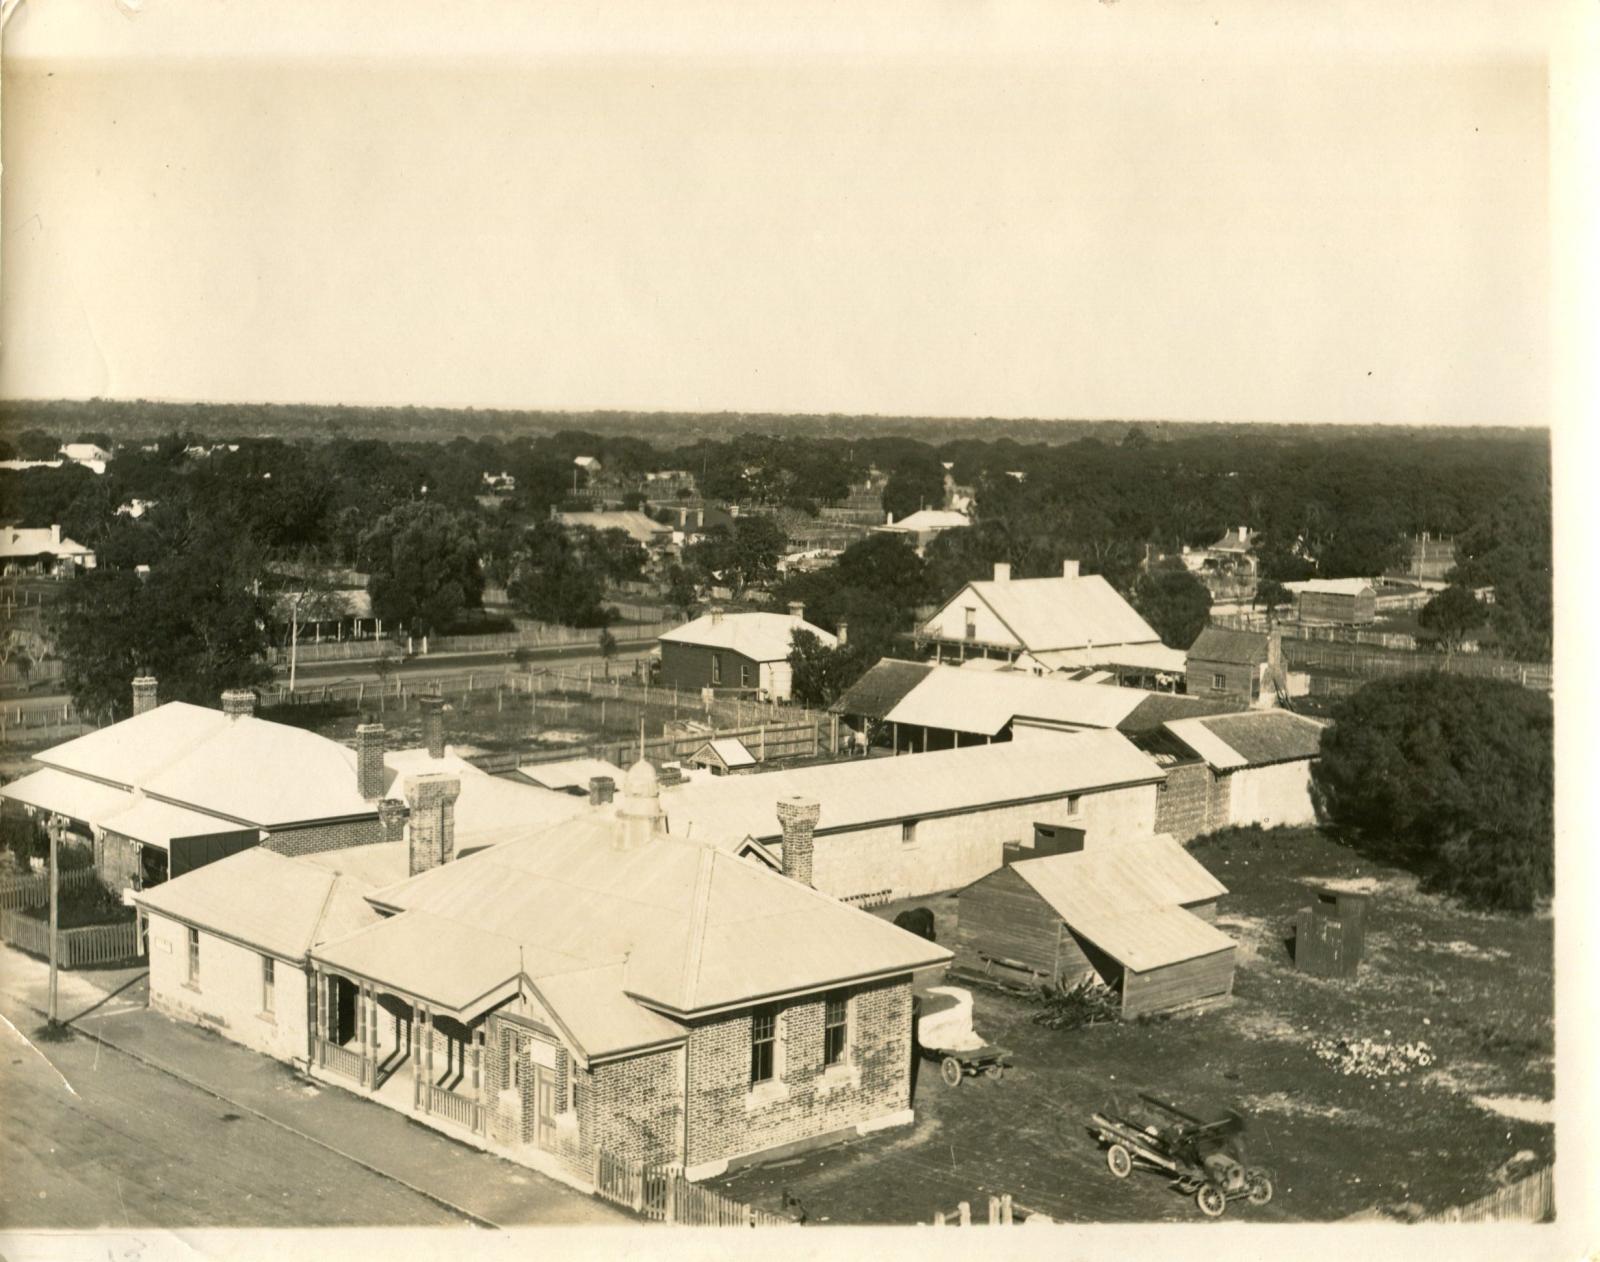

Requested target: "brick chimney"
[
  {"left": 355, "top": 724, "right": 387, "bottom": 801},
  {"left": 50, "top": 524, "right": 61, "bottom": 545},
  {"left": 377, "top": 798, "right": 410, "bottom": 845},
  {"left": 709, "top": 606, "right": 725, "bottom": 625},
  {"left": 836, "top": 620, "right": 849, "bottom": 647},
  {"left": 1238, "top": 525, "right": 1249, "bottom": 542},
  {"left": 589, "top": 776, "right": 616, "bottom": 806},
  {"left": 220, "top": 689, "right": 255, "bottom": 720},
  {"left": 1061, "top": 559, "right": 1080, "bottom": 579},
  {"left": 787, "top": 601, "right": 805, "bottom": 621},
  {"left": 131, "top": 676, "right": 159, "bottom": 717},
  {"left": 775, "top": 795, "right": 821, "bottom": 887},
  {"left": 992, "top": 562, "right": 1012, "bottom": 583},
  {"left": 405, "top": 771, "right": 461, "bottom": 874},
  {"left": 420, "top": 694, "right": 446, "bottom": 760}
]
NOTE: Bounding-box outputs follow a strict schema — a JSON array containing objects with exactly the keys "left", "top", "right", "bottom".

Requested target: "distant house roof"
[
  {"left": 829, "top": 659, "right": 934, "bottom": 719},
  {"left": 0, "top": 526, "right": 94, "bottom": 561},
  {"left": 1188, "top": 626, "right": 1269, "bottom": 666},
  {"left": 659, "top": 611, "right": 836, "bottom": 663},
  {"left": 268, "top": 589, "right": 373, "bottom": 621},
  {"left": 1010, "top": 835, "right": 1233, "bottom": 971},
  {"left": 1115, "top": 692, "right": 1243, "bottom": 735},
  {"left": 1164, "top": 711, "right": 1328, "bottom": 770},
  {"left": 60, "top": 443, "right": 112, "bottom": 463},
  {"left": 879, "top": 509, "right": 971, "bottom": 533},
  {"left": 553, "top": 510, "right": 671, "bottom": 546},
  {"left": 1285, "top": 579, "right": 1374, "bottom": 597},
  {"left": 134, "top": 847, "right": 382, "bottom": 962},
  {"left": 884, "top": 667, "right": 1150, "bottom": 737},
  {"left": 927, "top": 572, "right": 1164, "bottom": 654},
  {"left": 660, "top": 730, "right": 1165, "bottom": 849},
  {"left": 1208, "top": 527, "right": 1256, "bottom": 554},
  {"left": 518, "top": 757, "right": 627, "bottom": 794}
]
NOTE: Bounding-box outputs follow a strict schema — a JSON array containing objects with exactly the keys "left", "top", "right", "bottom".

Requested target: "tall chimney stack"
[
  {"left": 404, "top": 772, "right": 461, "bottom": 874},
  {"left": 836, "top": 620, "right": 849, "bottom": 647},
  {"left": 220, "top": 688, "right": 256, "bottom": 720},
  {"left": 355, "top": 724, "right": 387, "bottom": 801},
  {"left": 709, "top": 606, "right": 725, "bottom": 625},
  {"left": 1061, "top": 559, "right": 1080, "bottom": 579},
  {"left": 131, "top": 676, "right": 159, "bottom": 717},
  {"left": 787, "top": 601, "right": 805, "bottom": 622},
  {"left": 992, "top": 562, "right": 1012, "bottom": 583},
  {"left": 420, "top": 694, "right": 446, "bottom": 760},
  {"left": 775, "top": 795, "right": 821, "bottom": 887}
]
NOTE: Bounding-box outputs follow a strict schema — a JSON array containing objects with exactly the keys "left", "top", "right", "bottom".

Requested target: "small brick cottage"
[{"left": 138, "top": 759, "right": 949, "bottom": 1187}]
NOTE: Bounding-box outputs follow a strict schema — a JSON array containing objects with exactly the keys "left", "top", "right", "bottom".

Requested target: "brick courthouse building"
[{"left": 138, "top": 759, "right": 949, "bottom": 1187}]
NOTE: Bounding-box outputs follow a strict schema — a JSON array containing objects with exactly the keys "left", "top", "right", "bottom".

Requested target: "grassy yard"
[{"left": 710, "top": 827, "right": 1553, "bottom": 1225}]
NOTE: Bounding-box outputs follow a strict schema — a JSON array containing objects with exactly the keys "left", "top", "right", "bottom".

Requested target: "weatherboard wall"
[
  {"left": 1120, "top": 947, "right": 1236, "bottom": 1017},
  {"left": 1222, "top": 760, "right": 1318, "bottom": 828}
]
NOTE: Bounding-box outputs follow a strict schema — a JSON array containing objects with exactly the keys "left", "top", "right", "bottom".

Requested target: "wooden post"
[
  {"left": 957, "top": 1201, "right": 971, "bottom": 1226},
  {"left": 411, "top": 1003, "right": 422, "bottom": 1110},
  {"left": 1001, "top": 1193, "right": 1014, "bottom": 1224},
  {"left": 46, "top": 815, "right": 61, "bottom": 1024},
  {"left": 988, "top": 1195, "right": 1000, "bottom": 1225},
  {"left": 933, "top": 1212, "right": 945, "bottom": 1227}
]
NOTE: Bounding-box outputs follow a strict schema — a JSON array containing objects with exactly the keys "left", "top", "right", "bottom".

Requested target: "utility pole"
[
  {"left": 47, "top": 813, "right": 61, "bottom": 1025},
  {"left": 289, "top": 592, "right": 303, "bottom": 694}
]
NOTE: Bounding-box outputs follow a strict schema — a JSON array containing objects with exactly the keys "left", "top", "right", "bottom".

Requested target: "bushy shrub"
[{"left": 1032, "top": 978, "right": 1121, "bottom": 1030}]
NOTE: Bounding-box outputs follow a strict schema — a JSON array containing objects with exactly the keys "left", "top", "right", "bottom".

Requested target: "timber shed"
[{"left": 952, "top": 834, "right": 1235, "bottom": 1017}]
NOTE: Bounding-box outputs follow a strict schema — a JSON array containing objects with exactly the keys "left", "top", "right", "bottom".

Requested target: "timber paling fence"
[
  {"left": 594, "top": 1152, "right": 798, "bottom": 1226},
  {"left": 266, "top": 619, "right": 676, "bottom": 666},
  {"left": 1284, "top": 639, "right": 1553, "bottom": 691},
  {"left": 0, "top": 908, "right": 143, "bottom": 968},
  {"left": 1422, "top": 1166, "right": 1553, "bottom": 1223},
  {"left": 0, "top": 866, "right": 100, "bottom": 911}
]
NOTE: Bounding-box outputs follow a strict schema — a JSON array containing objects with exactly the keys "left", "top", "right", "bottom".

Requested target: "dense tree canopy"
[
  {"left": 505, "top": 521, "right": 615, "bottom": 627},
  {"left": 1417, "top": 585, "right": 1487, "bottom": 655},
  {"left": 1313, "top": 675, "right": 1553, "bottom": 912},
  {"left": 50, "top": 516, "right": 273, "bottom": 720},
  {"left": 359, "top": 501, "right": 484, "bottom": 637},
  {"left": 1129, "top": 569, "right": 1212, "bottom": 650}
]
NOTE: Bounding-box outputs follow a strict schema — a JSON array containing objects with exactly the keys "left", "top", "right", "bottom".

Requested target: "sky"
[{"left": 0, "top": 0, "right": 1572, "bottom": 425}]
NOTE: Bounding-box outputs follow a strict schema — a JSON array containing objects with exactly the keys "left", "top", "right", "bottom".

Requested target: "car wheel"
[
  {"left": 1247, "top": 1171, "right": 1274, "bottom": 1205},
  {"left": 941, "top": 1056, "right": 963, "bottom": 1088},
  {"left": 1106, "top": 1145, "right": 1132, "bottom": 1179},
  {"left": 1196, "top": 1186, "right": 1227, "bottom": 1218}
]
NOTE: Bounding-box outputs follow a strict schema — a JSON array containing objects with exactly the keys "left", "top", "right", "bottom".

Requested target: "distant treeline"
[
  {"left": 0, "top": 401, "right": 1552, "bottom": 661},
  {"left": 0, "top": 397, "right": 1539, "bottom": 448}
]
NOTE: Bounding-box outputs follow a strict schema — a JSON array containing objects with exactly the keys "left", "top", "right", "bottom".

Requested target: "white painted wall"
[
  {"left": 921, "top": 586, "right": 1020, "bottom": 649},
  {"left": 806, "top": 781, "right": 1160, "bottom": 900},
  {"left": 760, "top": 659, "right": 795, "bottom": 702},
  {"left": 1225, "top": 760, "right": 1317, "bottom": 828},
  {"left": 146, "top": 913, "right": 309, "bottom": 1064}
]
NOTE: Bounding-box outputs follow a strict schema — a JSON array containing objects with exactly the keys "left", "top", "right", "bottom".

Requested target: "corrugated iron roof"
[
  {"left": 1286, "top": 579, "right": 1374, "bottom": 597},
  {"left": 518, "top": 757, "right": 626, "bottom": 792},
  {"left": 696, "top": 738, "right": 756, "bottom": 768},
  {"left": 1011, "top": 836, "right": 1233, "bottom": 971},
  {"left": 661, "top": 730, "right": 1166, "bottom": 847},
  {"left": 1187, "top": 626, "right": 1269, "bottom": 666},
  {"left": 829, "top": 658, "right": 934, "bottom": 718},
  {"left": 660, "top": 611, "right": 836, "bottom": 662},
  {"left": 333, "top": 791, "right": 949, "bottom": 1042},
  {"left": 1117, "top": 693, "right": 1244, "bottom": 735},
  {"left": 96, "top": 796, "right": 246, "bottom": 851},
  {"left": 1028, "top": 642, "right": 1188, "bottom": 673},
  {"left": 134, "top": 848, "right": 382, "bottom": 961},
  {"left": 884, "top": 667, "right": 1149, "bottom": 736},
  {"left": 1168, "top": 712, "right": 1327, "bottom": 768},
  {"left": 0, "top": 767, "right": 134, "bottom": 826},
  {"left": 931, "top": 573, "right": 1162, "bottom": 653}
]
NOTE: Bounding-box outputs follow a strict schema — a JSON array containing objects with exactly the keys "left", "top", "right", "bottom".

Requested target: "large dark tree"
[
  {"left": 1129, "top": 569, "right": 1211, "bottom": 649},
  {"left": 360, "top": 501, "right": 484, "bottom": 637},
  {"left": 1417, "top": 585, "right": 1486, "bottom": 656},
  {"left": 1313, "top": 675, "right": 1553, "bottom": 911},
  {"left": 506, "top": 521, "right": 613, "bottom": 627},
  {"left": 51, "top": 519, "right": 273, "bottom": 720}
]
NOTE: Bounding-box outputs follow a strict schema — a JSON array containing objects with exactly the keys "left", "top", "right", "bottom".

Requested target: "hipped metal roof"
[
  {"left": 660, "top": 611, "right": 836, "bottom": 663},
  {"left": 928, "top": 572, "right": 1163, "bottom": 653}
]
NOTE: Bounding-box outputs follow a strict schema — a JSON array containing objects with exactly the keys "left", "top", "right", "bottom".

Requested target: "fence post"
[
  {"left": 1001, "top": 1193, "right": 1014, "bottom": 1224},
  {"left": 988, "top": 1196, "right": 1000, "bottom": 1225},
  {"left": 933, "top": 1211, "right": 945, "bottom": 1227},
  {"left": 957, "top": 1201, "right": 971, "bottom": 1226}
]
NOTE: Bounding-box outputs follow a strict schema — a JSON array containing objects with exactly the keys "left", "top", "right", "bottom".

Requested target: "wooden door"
[{"left": 535, "top": 1067, "right": 557, "bottom": 1149}]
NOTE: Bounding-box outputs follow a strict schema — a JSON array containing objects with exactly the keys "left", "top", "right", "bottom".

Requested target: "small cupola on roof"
[{"left": 616, "top": 758, "right": 664, "bottom": 850}]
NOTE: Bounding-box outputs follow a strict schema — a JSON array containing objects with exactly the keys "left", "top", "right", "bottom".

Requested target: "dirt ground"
[{"left": 710, "top": 827, "right": 1554, "bottom": 1225}]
